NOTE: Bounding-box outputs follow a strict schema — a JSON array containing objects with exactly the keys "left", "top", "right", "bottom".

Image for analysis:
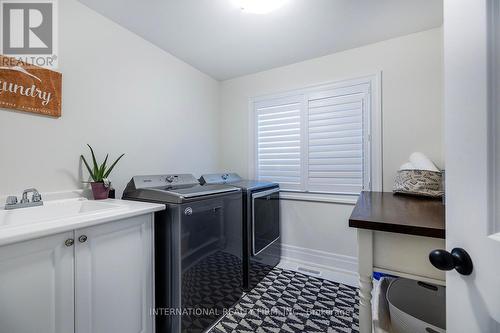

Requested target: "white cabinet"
[
  {"left": 0, "top": 214, "right": 154, "bottom": 333},
  {"left": 0, "top": 231, "right": 75, "bottom": 333},
  {"left": 75, "top": 215, "right": 153, "bottom": 333}
]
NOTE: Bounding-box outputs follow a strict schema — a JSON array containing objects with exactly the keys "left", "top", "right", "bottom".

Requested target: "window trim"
[
  {"left": 248, "top": 73, "right": 383, "bottom": 194},
  {"left": 279, "top": 191, "right": 360, "bottom": 205}
]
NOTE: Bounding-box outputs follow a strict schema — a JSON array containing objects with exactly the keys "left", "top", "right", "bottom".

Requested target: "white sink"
[{"left": 0, "top": 199, "right": 124, "bottom": 227}]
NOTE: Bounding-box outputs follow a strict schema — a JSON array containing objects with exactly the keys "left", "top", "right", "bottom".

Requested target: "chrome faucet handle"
[
  {"left": 6, "top": 196, "right": 18, "bottom": 205},
  {"left": 32, "top": 192, "right": 42, "bottom": 202}
]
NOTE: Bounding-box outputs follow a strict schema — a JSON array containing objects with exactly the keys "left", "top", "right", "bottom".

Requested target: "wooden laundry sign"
[{"left": 0, "top": 55, "right": 62, "bottom": 117}]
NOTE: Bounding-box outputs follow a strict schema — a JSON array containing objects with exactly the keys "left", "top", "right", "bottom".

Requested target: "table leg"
[{"left": 357, "top": 229, "right": 373, "bottom": 333}]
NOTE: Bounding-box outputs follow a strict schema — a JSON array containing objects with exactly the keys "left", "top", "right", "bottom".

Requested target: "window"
[{"left": 250, "top": 75, "right": 381, "bottom": 195}]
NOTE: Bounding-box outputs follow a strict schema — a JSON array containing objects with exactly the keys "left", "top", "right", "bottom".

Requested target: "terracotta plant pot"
[{"left": 91, "top": 182, "right": 110, "bottom": 200}]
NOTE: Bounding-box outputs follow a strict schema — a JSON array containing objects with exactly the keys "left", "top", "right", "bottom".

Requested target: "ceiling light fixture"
[{"left": 235, "top": 0, "right": 288, "bottom": 14}]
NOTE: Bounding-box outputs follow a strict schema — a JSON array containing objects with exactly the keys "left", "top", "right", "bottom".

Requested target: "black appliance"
[
  {"left": 199, "top": 173, "right": 280, "bottom": 291},
  {"left": 123, "top": 174, "right": 243, "bottom": 333}
]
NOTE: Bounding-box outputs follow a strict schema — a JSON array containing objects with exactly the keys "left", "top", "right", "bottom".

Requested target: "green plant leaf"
[
  {"left": 87, "top": 144, "right": 100, "bottom": 181},
  {"left": 104, "top": 153, "right": 125, "bottom": 178},
  {"left": 98, "top": 154, "right": 109, "bottom": 180},
  {"left": 81, "top": 155, "right": 97, "bottom": 182}
]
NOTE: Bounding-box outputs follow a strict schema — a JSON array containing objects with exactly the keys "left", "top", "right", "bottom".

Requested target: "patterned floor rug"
[{"left": 210, "top": 267, "right": 359, "bottom": 333}]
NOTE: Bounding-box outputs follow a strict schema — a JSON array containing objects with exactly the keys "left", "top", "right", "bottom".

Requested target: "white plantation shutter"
[
  {"left": 307, "top": 87, "right": 370, "bottom": 194},
  {"left": 255, "top": 96, "right": 303, "bottom": 190},
  {"left": 253, "top": 80, "right": 374, "bottom": 194}
]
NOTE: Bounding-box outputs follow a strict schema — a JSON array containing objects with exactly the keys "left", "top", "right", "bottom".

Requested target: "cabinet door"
[
  {"left": 0, "top": 232, "right": 75, "bottom": 333},
  {"left": 75, "top": 215, "right": 153, "bottom": 333}
]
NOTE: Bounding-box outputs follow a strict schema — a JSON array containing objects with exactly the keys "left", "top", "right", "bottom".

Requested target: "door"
[
  {"left": 178, "top": 194, "right": 243, "bottom": 333},
  {"left": 444, "top": 0, "right": 500, "bottom": 331},
  {"left": 251, "top": 187, "right": 280, "bottom": 256},
  {"left": 75, "top": 215, "right": 153, "bottom": 333},
  {"left": 0, "top": 232, "right": 74, "bottom": 333}
]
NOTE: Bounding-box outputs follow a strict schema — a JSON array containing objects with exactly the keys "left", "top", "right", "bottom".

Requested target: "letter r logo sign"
[{"left": 1, "top": 1, "right": 53, "bottom": 55}]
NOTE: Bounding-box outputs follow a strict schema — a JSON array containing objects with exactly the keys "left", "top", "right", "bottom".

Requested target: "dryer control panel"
[
  {"left": 200, "top": 173, "right": 242, "bottom": 185},
  {"left": 132, "top": 174, "right": 200, "bottom": 189}
]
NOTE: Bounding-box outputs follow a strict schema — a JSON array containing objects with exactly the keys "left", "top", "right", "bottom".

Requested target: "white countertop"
[{"left": 0, "top": 198, "right": 165, "bottom": 247}]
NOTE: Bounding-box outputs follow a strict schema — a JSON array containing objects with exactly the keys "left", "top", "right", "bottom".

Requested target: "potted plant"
[{"left": 81, "top": 144, "right": 125, "bottom": 200}]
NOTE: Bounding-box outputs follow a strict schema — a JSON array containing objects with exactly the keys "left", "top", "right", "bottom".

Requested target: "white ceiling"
[{"left": 77, "top": 0, "right": 443, "bottom": 81}]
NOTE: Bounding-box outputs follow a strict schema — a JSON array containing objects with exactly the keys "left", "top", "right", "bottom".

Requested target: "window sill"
[{"left": 279, "top": 191, "right": 359, "bottom": 205}]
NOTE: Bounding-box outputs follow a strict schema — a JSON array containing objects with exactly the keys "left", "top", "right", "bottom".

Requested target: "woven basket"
[{"left": 393, "top": 170, "right": 444, "bottom": 198}]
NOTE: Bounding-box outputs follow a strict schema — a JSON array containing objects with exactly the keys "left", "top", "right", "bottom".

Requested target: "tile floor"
[{"left": 211, "top": 267, "right": 359, "bottom": 333}]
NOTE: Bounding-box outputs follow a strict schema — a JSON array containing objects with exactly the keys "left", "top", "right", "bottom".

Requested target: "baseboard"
[{"left": 278, "top": 243, "right": 359, "bottom": 287}]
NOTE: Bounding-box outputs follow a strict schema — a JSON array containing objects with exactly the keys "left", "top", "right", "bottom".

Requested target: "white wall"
[
  {"left": 219, "top": 28, "right": 444, "bottom": 281},
  {"left": 0, "top": 4, "right": 444, "bottom": 285},
  {"left": 0, "top": 0, "right": 221, "bottom": 197}
]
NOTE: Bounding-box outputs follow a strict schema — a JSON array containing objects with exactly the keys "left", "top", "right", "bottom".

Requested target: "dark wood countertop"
[{"left": 349, "top": 191, "right": 445, "bottom": 239}]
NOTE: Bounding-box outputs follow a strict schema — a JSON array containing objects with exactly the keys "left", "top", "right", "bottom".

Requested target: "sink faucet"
[
  {"left": 21, "top": 188, "right": 42, "bottom": 204},
  {"left": 4, "top": 188, "right": 43, "bottom": 210}
]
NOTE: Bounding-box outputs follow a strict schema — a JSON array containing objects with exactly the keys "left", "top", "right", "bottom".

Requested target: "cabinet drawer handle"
[
  {"left": 64, "top": 239, "right": 74, "bottom": 247},
  {"left": 78, "top": 235, "right": 88, "bottom": 243}
]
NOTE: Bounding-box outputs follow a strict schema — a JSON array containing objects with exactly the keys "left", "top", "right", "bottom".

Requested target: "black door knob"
[{"left": 429, "top": 248, "right": 473, "bottom": 275}]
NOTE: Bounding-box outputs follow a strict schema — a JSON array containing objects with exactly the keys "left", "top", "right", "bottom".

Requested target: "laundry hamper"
[{"left": 386, "top": 278, "right": 446, "bottom": 333}]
